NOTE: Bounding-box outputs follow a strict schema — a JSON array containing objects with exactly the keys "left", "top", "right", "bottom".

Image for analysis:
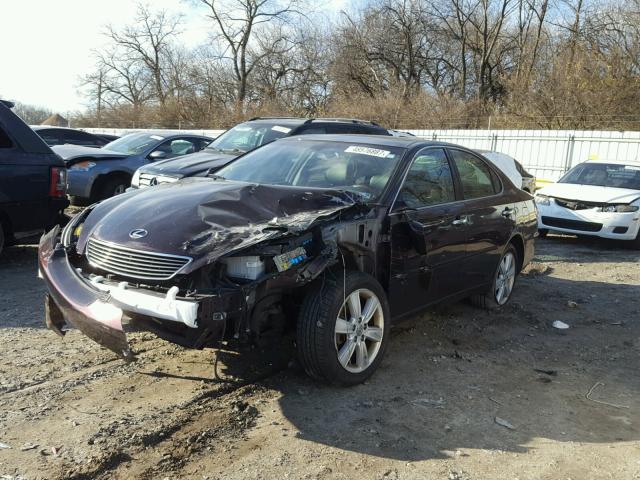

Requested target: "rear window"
[{"left": 0, "top": 125, "right": 13, "bottom": 148}]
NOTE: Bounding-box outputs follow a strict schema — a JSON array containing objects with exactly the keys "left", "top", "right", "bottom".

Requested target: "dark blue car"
[{"left": 54, "top": 131, "right": 213, "bottom": 203}]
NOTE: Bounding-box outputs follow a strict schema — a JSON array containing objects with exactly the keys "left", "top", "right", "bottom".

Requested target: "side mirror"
[{"left": 148, "top": 150, "right": 168, "bottom": 161}]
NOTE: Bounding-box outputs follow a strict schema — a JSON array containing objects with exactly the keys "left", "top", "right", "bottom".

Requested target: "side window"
[
  {"left": 153, "top": 138, "right": 198, "bottom": 158},
  {"left": 297, "top": 126, "right": 327, "bottom": 135},
  {"left": 194, "top": 138, "right": 211, "bottom": 150},
  {"left": 62, "top": 130, "right": 97, "bottom": 146},
  {"left": 38, "top": 130, "right": 64, "bottom": 146},
  {"left": 398, "top": 148, "right": 455, "bottom": 208},
  {"left": 326, "top": 124, "right": 359, "bottom": 134},
  {"left": 0, "top": 125, "right": 14, "bottom": 148},
  {"left": 450, "top": 149, "right": 498, "bottom": 199}
]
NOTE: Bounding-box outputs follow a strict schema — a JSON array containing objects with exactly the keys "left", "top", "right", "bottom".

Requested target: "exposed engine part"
[{"left": 221, "top": 255, "right": 265, "bottom": 280}]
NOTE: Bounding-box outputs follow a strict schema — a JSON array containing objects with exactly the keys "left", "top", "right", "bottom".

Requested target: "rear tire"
[
  {"left": 296, "top": 271, "right": 390, "bottom": 386},
  {"left": 471, "top": 244, "right": 519, "bottom": 310},
  {"left": 538, "top": 228, "right": 549, "bottom": 238},
  {"left": 0, "top": 223, "right": 5, "bottom": 255}
]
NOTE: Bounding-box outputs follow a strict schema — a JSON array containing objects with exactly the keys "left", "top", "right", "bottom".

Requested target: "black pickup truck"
[{"left": 0, "top": 100, "right": 68, "bottom": 254}]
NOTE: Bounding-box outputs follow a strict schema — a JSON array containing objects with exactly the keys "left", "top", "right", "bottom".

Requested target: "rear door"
[
  {"left": 388, "top": 147, "right": 471, "bottom": 317},
  {"left": 448, "top": 148, "right": 514, "bottom": 287}
]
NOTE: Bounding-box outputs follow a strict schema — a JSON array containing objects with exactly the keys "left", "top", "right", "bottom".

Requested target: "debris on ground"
[
  {"left": 534, "top": 368, "right": 557, "bottom": 376},
  {"left": 494, "top": 417, "right": 516, "bottom": 430},
  {"left": 585, "top": 382, "right": 630, "bottom": 409},
  {"left": 19, "top": 443, "right": 38, "bottom": 451},
  {"left": 567, "top": 301, "right": 578, "bottom": 308},
  {"left": 0, "top": 442, "right": 11, "bottom": 449},
  {"left": 552, "top": 320, "right": 570, "bottom": 329}
]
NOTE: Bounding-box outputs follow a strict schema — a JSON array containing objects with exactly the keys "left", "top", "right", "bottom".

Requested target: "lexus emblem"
[
  {"left": 149, "top": 177, "right": 158, "bottom": 186},
  {"left": 129, "top": 229, "right": 148, "bottom": 239}
]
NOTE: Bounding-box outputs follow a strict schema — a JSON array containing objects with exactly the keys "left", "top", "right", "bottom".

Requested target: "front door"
[{"left": 389, "top": 147, "right": 470, "bottom": 317}]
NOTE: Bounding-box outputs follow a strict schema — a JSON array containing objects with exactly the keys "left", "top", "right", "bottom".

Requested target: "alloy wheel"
[
  {"left": 334, "top": 288, "right": 384, "bottom": 373},
  {"left": 495, "top": 251, "right": 516, "bottom": 305}
]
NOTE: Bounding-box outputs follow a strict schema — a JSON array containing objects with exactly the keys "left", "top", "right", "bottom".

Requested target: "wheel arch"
[
  {"left": 0, "top": 208, "right": 11, "bottom": 238},
  {"left": 508, "top": 233, "right": 525, "bottom": 273},
  {"left": 91, "top": 170, "right": 132, "bottom": 199}
]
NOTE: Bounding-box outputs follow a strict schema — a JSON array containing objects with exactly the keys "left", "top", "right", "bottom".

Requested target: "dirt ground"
[{"left": 1, "top": 235, "right": 639, "bottom": 480}]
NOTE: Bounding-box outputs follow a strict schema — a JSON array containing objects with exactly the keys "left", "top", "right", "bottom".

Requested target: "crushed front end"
[{"left": 37, "top": 184, "right": 374, "bottom": 359}]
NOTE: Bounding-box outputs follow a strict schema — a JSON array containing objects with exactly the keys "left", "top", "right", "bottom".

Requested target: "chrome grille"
[
  {"left": 138, "top": 173, "right": 179, "bottom": 188},
  {"left": 86, "top": 238, "right": 192, "bottom": 280}
]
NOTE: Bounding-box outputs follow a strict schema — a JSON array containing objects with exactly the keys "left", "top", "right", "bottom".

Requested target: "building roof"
[{"left": 41, "top": 113, "right": 69, "bottom": 127}]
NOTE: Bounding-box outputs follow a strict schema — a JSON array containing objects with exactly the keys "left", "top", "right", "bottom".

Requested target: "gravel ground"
[{"left": 1, "top": 235, "right": 639, "bottom": 480}]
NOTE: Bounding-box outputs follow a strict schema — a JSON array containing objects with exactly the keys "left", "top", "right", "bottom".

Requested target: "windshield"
[
  {"left": 104, "top": 132, "right": 165, "bottom": 154},
  {"left": 206, "top": 123, "right": 295, "bottom": 154},
  {"left": 216, "top": 139, "right": 405, "bottom": 200},
  {"left": 560, "top": 163, "right": 640, "bottom": 190}
]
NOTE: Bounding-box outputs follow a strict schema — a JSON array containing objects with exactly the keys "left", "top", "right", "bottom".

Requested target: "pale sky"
[{"left": 0, "top": 0, "right": 350, "bottom": 114}]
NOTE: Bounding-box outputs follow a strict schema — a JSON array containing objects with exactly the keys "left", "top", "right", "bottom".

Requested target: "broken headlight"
[
  {"left": 598, "top": 204, "right": 639, "bottom": 213},
  {"left": 131, "top": 169, "right": 141, "bottom": 187},
  {"left": 534, "top": 194, "right": 551, "bottom": 206},
  {"left": 61, "top": 209, "right": 90, "bottom": 247}
]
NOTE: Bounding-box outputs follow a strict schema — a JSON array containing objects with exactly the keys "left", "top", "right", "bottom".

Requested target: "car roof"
[
  {"left": 277, "top": 133, "right": 451, "bottom": 149},
  {"left": 122, "top": 130, "right": 213, "bottom": 139},
  {"left": 244, "top": 117, "right": 386, "bottom": 128},
  {"left": 585, "top": 159, "right": 640, "bottom": 166},
  {"left": 31, "top": 125, "right": 86, "bottom": 131}
]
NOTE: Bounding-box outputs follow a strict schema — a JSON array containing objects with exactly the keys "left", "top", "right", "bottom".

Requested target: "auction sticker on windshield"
[
  {"left": 345, "top": 146, "right": 392, "bottom": 158},
  {"left": 271, "top": 125, "right": 292, "bottom": 134}
]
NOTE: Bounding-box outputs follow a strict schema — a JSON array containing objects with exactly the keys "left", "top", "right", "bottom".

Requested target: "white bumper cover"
[
  {"left": 89, "top": 276, "right": 199, "bottom": 328},
  {"left": 537, "top": 201, "right": 640, "bottom": 240}
]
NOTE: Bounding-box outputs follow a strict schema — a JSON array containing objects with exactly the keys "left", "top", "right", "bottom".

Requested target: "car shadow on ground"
[
  {"left": 538, "top": 234, "right": 640, "bottom": 263},
  {"left": 213, "top": 271, "right": 640, "bottom": 462}
]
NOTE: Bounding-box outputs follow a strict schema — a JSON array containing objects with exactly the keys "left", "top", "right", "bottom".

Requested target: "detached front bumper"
[
  {"left": 38, "top": 227, "right": 219, "bottom": 359},
  {"left": 537, "top": 201, "right": 640, "bottom": 240}
]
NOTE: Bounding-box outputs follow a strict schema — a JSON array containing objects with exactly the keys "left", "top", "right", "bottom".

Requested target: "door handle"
[
  {"left": 502, "top": 207, "right": 513, "bottom": 218},
  {"left": 451, "top": 216, "right": 468, "bottom": 226}
]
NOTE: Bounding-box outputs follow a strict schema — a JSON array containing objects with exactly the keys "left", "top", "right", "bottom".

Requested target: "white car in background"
[
  {"left": 476, "top": 150, "right": 536, "bottom": 193},
  {"left": 535, "top": 160, "right": 640, "bottom": 247}
]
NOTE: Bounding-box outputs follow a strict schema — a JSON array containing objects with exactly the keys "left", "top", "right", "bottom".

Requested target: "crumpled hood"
[
  {"left": 141, "top": 149, "right": 236, "bottom": 178},
  {"left": 539, "top": 183, "right": 640, "bottom": 204},
  {"left": 52, "top": 144, "right": 128, "bottom": 164},
  {"left": 77, "top": 178, "right": 360, "bottom": 273}
]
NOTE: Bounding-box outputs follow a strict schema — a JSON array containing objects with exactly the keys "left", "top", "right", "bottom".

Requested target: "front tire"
[
  {"left": 95, "top": 176, "right": 129, "bottom": 201},
  {"left": 296, "top": 271, "right": 390, "bottom": 386},
  {"left": 471, "top": 244, "right": 519, "bottom": 309},
  {"left": 630, "top": 228, "right": 640, "bottom": 250}
]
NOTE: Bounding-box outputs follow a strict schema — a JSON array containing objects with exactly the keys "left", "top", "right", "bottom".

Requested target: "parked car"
[
  {"left": 31, "top": 126, "right": 117, "bottom": 148},
  {"left": 477, "top": 150, "right": 536, "bottom": 193},
  {"left": 129, "top": 117, "right": 391, "bottom": 189},
  {"left": 55, "top": 131, "right": 213, "bottom": 203},
  {"left": 39, "top": 135, "right": 536, "bottom": 385},
  {"left": 0, "top": 100, "right": 68, "bottom": 255},
  {"left": 535, "top": 159, "right": 640, "bottom": 247}
]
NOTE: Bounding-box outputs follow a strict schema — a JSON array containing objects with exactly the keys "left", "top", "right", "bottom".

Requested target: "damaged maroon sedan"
[{"left": 39, "top": 135, "right": 536, "bottom": 385}]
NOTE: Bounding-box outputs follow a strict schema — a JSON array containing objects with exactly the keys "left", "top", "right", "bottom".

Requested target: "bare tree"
[
  {"left": 197, "top": 0, "right": 304, "bottom": 108},
  {"left": 103, "top": 4, "right": 182, "bottom": 106}
]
